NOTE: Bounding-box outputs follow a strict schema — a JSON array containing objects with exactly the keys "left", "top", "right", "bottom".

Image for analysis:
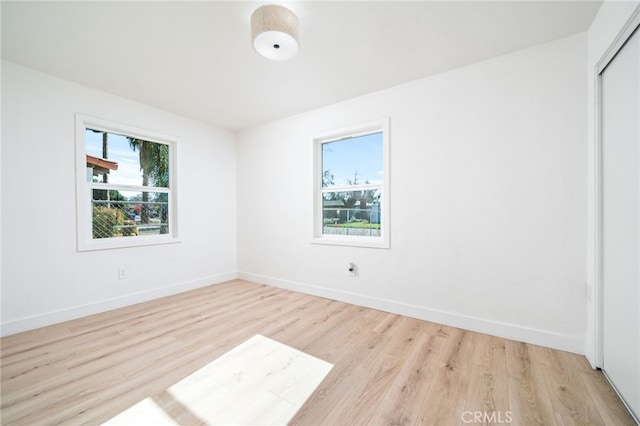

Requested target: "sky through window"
[{"left": 322, "top": 132, "right": 383, "bottom": 187}]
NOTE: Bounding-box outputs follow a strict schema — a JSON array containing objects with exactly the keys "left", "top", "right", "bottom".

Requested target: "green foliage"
[
  {"left": 332, "top": 222, "right": 380, "bottom": 229},
  {"left": 109, "top": 190, "right": 127, "bottom": 201},
  {"left": 92, "top": 206, "right": 126, "bottom": 238},
  {"left": 127, "top": 138, "right": 169, "bottom": 188},
  {"left": 92, "top": 189, "right": 127, "bottom": 201},
  {"left": 322, "top": 169, "right": 379, "bottom": 208},
  {"left": 322, "top": 170, "right": 335, "bottom": 188},
  {"left": 128, "top": 138, "right": 170, "bottom": 225}
]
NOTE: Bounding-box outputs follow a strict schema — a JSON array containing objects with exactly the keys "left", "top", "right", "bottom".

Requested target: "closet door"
[{"left": 601, "top": 26, "right": 640, "bottom": 420}]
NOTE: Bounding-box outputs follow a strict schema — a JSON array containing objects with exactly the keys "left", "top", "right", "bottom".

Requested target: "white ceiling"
[{"left": 2, "top": 1, "right": 601, "bottom": 130}]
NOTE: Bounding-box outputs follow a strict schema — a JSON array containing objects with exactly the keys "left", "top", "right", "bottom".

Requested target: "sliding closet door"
[{"left": 601, "top": 26, "right": 640, "bottom": 420}]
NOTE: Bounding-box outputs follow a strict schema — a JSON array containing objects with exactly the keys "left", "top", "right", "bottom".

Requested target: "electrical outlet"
[
  {"left": 118, "top": 266, "right": 129, "bottom": 280},
  {"left": 348, "top": 263, "right": 357, "bottom": 277}
]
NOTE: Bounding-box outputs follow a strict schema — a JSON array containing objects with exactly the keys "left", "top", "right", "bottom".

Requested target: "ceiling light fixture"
[{"left": 251, "top": 5, "right": 299, "bottom": 61}]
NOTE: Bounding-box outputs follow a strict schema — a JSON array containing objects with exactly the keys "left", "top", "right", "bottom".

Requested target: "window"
[
  {"left": 313, "top": 118, "right": 389, "bottom": 248},
  {"left": 75, "top": 114, "right": 178, "bottom": 251}
]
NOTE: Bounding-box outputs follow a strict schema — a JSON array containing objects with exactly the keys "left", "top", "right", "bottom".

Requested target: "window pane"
[
  {"left": 86, "top": 129, "right": 169, "bottom": 188},
  {"left": 322, "top": 190, "right": 381, "bottom": 237},
  {"left": 92, "top": 190, "right": 169, "bottom": 238},
  {"left": 322, "top": 132, "right": 383, "bottom": 188}
]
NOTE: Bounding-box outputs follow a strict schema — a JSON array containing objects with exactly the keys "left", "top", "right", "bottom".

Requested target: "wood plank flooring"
[
  {"left": 0, "top": 280, "right": 635, "bottom": 425},
  {"left": 102, "top": 334, "right": 333, "bottom": 425}
]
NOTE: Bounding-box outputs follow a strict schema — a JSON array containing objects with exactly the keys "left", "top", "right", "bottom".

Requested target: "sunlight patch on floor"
[{"left": 102, "top": 334, "right": 333, "bottom": 425}]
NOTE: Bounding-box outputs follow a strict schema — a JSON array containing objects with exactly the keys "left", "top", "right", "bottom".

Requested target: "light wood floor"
[{"left": 0, "top": 280, "right": 635, "bottom": 425}]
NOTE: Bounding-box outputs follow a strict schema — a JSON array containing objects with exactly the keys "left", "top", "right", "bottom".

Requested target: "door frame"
[{"left": 593, "top": 5, "right": 640, "bottom": 369}]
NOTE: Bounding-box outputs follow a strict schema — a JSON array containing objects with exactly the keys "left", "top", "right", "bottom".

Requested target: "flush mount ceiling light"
[{"left": 251, "top": 4, "right": 299, "bottom": 60}]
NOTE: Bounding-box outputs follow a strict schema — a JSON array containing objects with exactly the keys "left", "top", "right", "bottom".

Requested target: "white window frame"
[
  {"left": 312, "top": 118, "right": 390, "bottom": 249},
  {"left": 75, "top": 114, "right": 180, "bottom": 251}
]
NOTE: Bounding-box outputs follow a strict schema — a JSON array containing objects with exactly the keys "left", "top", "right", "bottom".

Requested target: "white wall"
[
  {"left": 1, "top": 61, "right": 238, "bottom": 336},
  {"left": 585, "top": 0, "right": 640, "bottom": 366},
  {"left": 237, "top": 33, "right": 588, "bottom": 353},
  {"left": 1, "top": 29, "right": 596, "bottom": 354}
]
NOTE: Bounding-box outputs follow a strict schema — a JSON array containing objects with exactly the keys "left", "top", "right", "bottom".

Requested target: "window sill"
[
  {"left": 311, "top": 235, "right": 389, "bottom": 249},
  {"left": 77, "top": 235, "right": 182, "bottom": 252}
]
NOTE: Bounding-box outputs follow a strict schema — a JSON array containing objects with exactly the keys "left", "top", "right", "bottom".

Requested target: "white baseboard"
[
  {"left": 238, "top": 272, "right": 585, "bottom": 355},
  {"left": 0, "top": 271, "right": 238, "bottom": 337},
  {"left": 4, "top": 271, "right": 585, "bottom": 355}
]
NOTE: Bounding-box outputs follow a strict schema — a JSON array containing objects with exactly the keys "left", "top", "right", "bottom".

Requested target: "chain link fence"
[{"left": 92, "top": 198, "right": 168, "bottom": 239}]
